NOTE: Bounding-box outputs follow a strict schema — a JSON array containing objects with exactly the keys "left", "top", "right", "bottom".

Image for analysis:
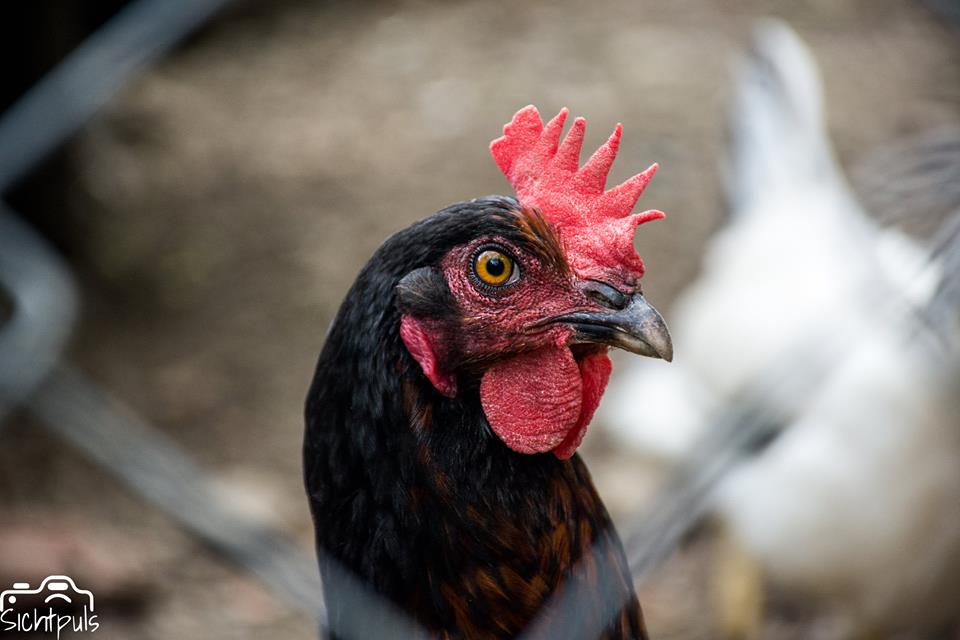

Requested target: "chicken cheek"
[{"left": 480, "top": 345, "right": 612, "bottom": 458}]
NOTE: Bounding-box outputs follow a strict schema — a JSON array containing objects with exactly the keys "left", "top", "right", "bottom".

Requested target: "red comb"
[{"left": 490, "top": 105, "right": 662, "bottom": 283}]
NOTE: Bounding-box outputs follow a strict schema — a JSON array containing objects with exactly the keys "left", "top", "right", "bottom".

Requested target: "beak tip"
[{"left": 650, "top": 333, "right": 673, "bottom": 362}]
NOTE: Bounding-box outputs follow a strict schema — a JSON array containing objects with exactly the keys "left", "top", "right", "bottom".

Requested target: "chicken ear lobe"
[
  {"left": 396, "top": 267, "right": 459, "bottom": 397},
  {"left": 399, "top": 314, "right": 458, "bottom": 398}
]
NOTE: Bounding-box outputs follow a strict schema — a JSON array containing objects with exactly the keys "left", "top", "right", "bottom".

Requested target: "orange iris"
[{"left": 474, "top": 250, "right": 514, "bottom": 286}]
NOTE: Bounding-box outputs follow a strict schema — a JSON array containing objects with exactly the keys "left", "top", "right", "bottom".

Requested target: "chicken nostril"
[{"left": 583, "top": 281, "right": 629, "bottom": 311}]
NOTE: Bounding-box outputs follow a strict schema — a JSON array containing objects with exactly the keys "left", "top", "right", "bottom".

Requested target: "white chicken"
[
  {"left": 601, "top": 20, "right": 936, "bottom": 460},
  {"left": 603, "top": 20, "right": 960, "bottom": 637}
]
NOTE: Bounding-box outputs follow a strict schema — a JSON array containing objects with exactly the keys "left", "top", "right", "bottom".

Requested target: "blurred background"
[{"left": 1, "top": 1, "right": 958, "bottom": 638}]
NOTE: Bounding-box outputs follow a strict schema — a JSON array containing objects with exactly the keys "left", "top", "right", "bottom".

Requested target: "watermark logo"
[{"left": 1, "top": 576, "right": 98, "bottom": 638}]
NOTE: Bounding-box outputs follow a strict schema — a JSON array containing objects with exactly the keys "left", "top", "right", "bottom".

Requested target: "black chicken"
[{"left": 304, "top": 106, "right": 672, "bottom": 639}]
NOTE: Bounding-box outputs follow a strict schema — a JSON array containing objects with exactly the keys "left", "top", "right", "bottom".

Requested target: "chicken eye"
[{"left": 473, "top": 249, "right": 518, "bottom": 287}]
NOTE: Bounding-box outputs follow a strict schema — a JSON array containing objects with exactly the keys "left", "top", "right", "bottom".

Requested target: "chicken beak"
[{"left": 557, "top": 293, "right": 673, "bottom": 362}]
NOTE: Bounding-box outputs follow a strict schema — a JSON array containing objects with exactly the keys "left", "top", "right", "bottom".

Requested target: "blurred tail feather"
[{"left": 727, "top": 20, "right": 840, "bottom": 211}]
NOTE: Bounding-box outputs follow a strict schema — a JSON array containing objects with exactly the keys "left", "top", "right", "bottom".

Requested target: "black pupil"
[{"left": 486, "top": 255, "right": 505, "bottom": 277}]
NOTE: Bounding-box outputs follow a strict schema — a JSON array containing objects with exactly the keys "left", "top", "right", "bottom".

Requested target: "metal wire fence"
[{"left": 1, "top": 2, "right": 958, "bottom": 638}]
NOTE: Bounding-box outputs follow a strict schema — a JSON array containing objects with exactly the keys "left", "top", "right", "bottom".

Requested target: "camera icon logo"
[
  {"left": 1, "top": 575, "right": 98, "bottom": 636},
  {"left": 1, "top": 576, "right": 94, "bottom": 612}
]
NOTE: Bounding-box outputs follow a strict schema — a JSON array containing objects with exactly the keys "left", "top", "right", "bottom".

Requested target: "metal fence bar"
[
  {"left": 28, "top": 363, "right": 326, "bottom": 618},
  {"left": 0, "top": 0, "right": 234, "bottom": 194},
  {"left": 0, "top": 207, "right": 77, "bottom": 420}
]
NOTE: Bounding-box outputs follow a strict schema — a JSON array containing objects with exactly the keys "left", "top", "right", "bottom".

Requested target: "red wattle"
[
  {"left": 479, "top": 346, "right": 612, "bottom": 459},
  {"left": 480, "top": 345, "right": 582, "bottom": 454}
]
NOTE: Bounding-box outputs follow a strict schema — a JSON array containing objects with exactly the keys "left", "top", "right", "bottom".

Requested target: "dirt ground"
[{"left": 1, "top": 0, "right": 958, "bottom": 638}]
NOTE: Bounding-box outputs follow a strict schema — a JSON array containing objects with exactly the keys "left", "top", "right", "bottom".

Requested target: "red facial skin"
[
  {"left": 400, "top": 233, "right": 622, "bottom": 460},
  {"left": 439, "top": 236, "right": 584, "bottom": 362}
]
